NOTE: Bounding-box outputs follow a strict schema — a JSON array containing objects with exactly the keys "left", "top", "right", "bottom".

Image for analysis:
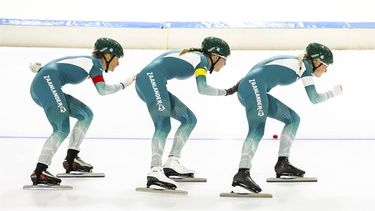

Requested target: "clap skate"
[
  {"left": 136, "top": 167, "right": 187, "bottom": 195},
  {"left": 163, "top": 156, "right": 206, "bottom": 182},
  {"left": 57, "top": 157, "right": 104, "bottom": 178},
  {"left": 220, "top": 169, "right": 272, "bottom": 198},
  {"left": 267, "top": 157, "right": 317, "bottom": 183},
  {"left": 23, "top": 171, "right": 72, "bottom": 190}
]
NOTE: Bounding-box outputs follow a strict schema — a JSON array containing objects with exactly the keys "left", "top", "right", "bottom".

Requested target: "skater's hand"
[
  {"left": 225, "top": 81, "right": 240, "bottom": 96},
  {"left": 331, "top": 85, "right": 343, "bottom": 97},
  {"left": 29, "top": 62, "right": 42, "bottom": 73},
  {"left": 120, "top": 73, "right": 137, "bottom": 89}
]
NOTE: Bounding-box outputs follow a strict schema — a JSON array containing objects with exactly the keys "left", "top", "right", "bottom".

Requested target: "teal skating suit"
[
  {"left": 135, "top": 50, "right": 226, "bottom": 167},
  {"left": 237, "top": 55, "right": 336, "bottom": 169},
  {"left": 30, "top": 56, "right": 123, "bottom": 166}
]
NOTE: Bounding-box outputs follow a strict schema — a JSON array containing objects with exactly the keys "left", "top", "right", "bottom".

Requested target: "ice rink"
[
  {"left": 0, "top": 138, "right": 374, "bottom": 211},
  {"left": 0, "top": 47, "right": 374, "bottom": 211}
]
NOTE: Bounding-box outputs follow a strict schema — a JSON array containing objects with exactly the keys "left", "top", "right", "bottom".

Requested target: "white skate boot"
[
  {"left": 163, "top": 156, "right": 195, "bottom": 178},
  {"left": 147, "top": 167, "right": 177, "bottom": 190}
]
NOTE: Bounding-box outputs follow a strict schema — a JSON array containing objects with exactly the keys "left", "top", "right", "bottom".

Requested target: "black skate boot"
[
  {"left": 63, "top": 149, "right": 93, "bottom": 173},
  {"left": 63, "top": 157, "right": 93, "bottom": 173},
  {"left": 31, "top": 170, "right": 62, "bottom": 186},
  {"left": 232, "top": 168, "right": 262, "bottom": 193},
  {"left": 275, "top": 156, "right": 305, "bottom": 178}
]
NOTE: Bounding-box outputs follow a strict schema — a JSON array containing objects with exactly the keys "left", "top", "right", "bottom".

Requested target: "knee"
[
  {"left": 77, "top": 107, "right": 94, "bottom": 122},
  {"left": 290, "top": 112, "right": 300, "bottom": 126},
  {"left": 283, "top": 110, "right": 300, "bottom": 127},
  {"left": 85, "top": 108, "right": 94, "bottom": 122},
  {"left": 187, "top": 113, "right": 197, "bottom": 128}
]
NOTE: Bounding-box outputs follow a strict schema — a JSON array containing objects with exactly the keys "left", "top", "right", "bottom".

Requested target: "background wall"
[
  {"left": 0, "top": 0, "right": 374, "bottom": 140},
  {"left": 1, "top": 0, "right": 375, "bottom": 49}
]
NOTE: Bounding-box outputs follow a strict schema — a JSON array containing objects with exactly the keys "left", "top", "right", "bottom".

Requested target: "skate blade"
[
  {"left": 267, "top": 176, "right": 317, "bottom": 183},
  {"left": 23, "top": 184, "right": 73, "bottom": 190},
  {"left": 56, "top": 172, "right": 105, "bottom": 178},
  {"left": 136, "top": 187, "right": 188, "bottom": 195},
  {"left": 170, "top": 177, "right": 207, "bottom": 182},
  {"left": 220, "top": 191, "right": 272, "bottom": 198}
]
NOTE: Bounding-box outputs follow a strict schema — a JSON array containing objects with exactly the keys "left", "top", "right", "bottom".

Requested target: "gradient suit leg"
[
  {"left": 168, "top": 92, "right": 197, "bottom": 158},
  {"left": 267, "top": 94, "right": 300, "bottom": 157},
  {"left": 30, "top": 72, "right": 70, "bottom": 166},
  {"left": 38, "top": 106, "right": 70, "bottom": 166},
  {"left": 237, "top": 78, "right": 269, "bottom": 169},
  {"left": 65, "top": 94, "right": 94, "bottom": 151},
  {"left": 135, "top": 70, "right": 172, "bottom": 167}
]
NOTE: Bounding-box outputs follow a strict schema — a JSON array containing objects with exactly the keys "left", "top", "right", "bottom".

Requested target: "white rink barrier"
[{"left": 1, "top": 19, "right": 375, "bottom": 50}]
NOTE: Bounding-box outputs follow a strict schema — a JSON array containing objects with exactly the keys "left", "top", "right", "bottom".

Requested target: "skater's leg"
[
  {"left": 168, "top": 93, "right": 197, "bottom": 158},
  {"left": 32, "top": 105, "right": 69, "bottom": 185},
  {"left": 62, "top": 94, "right": 94, "bottom": 172},
  {"left": 233, "top": 78, "right": 268, "bottom": 193},
  {"left": 65, "top": 94, "right": 93, "bottom": 151},
  {"left": 37, "top": 105, "right": 70, "bottom": 167},
  {"left": 135, "top": 69, "right": 177, "bottom": 188},
  {"left": 239, "top": 103, "right": 268, "bottom": 169},
  {"left": 267, "top": 95, "right": 304, "bottom": 177},
  {"left": 148, "top": 101, "right": 172, "bottom": 167},
  {"left": 144, "top": 95, "right": 177, "bottom": 188},
  {"left": 30, "top": 72, "right": 69, "bottom": 185},
  {"left": 232, "top": 107, "right": 266, "bottom": 193},
  {"left": 161, "top": 93, "right": 197, "bottom": 176},
  {"left": 239, "top": 111, "right": 266, "bottom": 169},
  {"left": 267, "top": 94, "right": 300, "bottom": 157},
  {"left": 135, "top": 69, "right": 173, "bottom": 167}
]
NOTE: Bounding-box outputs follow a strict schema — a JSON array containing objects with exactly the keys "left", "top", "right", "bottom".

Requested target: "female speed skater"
[
  {"left": 29, "top": 37, "right": 136, "bottom": 186},
  {"left": 135, "top": 36, "right": 232, "bottom": 189},
  {"left": 224, "top": 43, "right": 343, "bottom": 193}
]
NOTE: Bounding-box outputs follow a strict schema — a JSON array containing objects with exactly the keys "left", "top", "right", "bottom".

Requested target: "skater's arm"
[
  {"left": 301, "top": 76, "right": 343, "bottom": 104},
  {"left": 92, "top": 77, "right": 124, "bottom": 96},
  {"left": 195, "top": 68, "right": 227, "bottom": 96}
]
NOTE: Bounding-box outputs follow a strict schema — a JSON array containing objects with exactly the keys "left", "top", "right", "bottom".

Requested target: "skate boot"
[
  {"left": 63, "top": 157, "right": 93, "bottom": 173},
  {"left": 163, "top": 156, "right": 195, "bottom": 178},
  {"left": 232, "top": 168, "right": 262, "bottom": 193},
  {"left": 30, "top": 170, "right": 62, "bottom": 186},
  {"left": 147, "top": 167, "right": 177, "bottom": 190},
  {"left": 274, "top": 156, "right": 305, "bottom": 178}
]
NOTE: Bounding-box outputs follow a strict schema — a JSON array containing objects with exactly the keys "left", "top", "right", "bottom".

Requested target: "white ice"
[{"left": 0, "top": 138, "right": 374, "bottom": 211}]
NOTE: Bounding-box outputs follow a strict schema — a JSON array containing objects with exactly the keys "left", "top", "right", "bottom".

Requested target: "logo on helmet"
[
  {"left": 202, "top": 37, "right": 230, "bottom": 58},
  {"left": 306, "top": 43, "right": 333, "bottom": 65},
  {"left": 95, "top": 38, "right": 124, "bottom": 58}
]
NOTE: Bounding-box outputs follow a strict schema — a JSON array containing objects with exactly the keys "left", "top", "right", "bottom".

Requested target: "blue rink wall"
[{"left": 1, "top": 18, "right": 375, "bottom": 49}]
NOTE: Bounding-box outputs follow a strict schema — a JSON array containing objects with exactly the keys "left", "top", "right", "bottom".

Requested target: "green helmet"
[
  {"left": 201, "top": 37, "right": 231, "bottom": 58},
  {"left": 306, "top": 43, "right": 333, "bottom": 65},
  {"left": 94, "top": 37, "right": 124, "bottom": 58}
]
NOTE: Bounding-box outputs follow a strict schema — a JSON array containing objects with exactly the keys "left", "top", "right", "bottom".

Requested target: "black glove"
[{"left": 225, "top": 81, "right": 240, "bottom": 96}]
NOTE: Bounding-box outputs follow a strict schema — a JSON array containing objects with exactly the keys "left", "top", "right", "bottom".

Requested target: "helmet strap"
[
  {"left": 306, "top": 54, "right": 319, "bottom": 73},
  {"left": 208, "top": 55, "right": 220, "bottom": 74},
  {"left": 103, "top": 55, "right": 115, "bottom": 73}
]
